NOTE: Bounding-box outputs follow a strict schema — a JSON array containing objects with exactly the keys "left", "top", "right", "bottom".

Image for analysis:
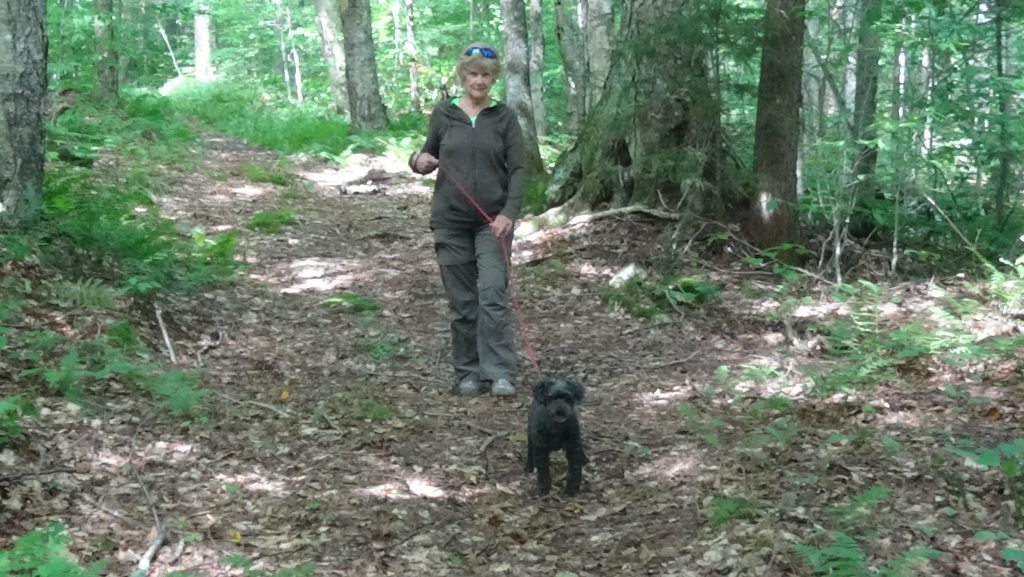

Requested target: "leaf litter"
[{"left": 1, "top": 133, "right": 1024, "bottom": 576}]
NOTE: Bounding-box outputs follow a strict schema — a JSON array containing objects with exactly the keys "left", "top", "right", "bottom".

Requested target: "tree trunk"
[
  {"left": 194, "top": 4, "right": 214, "bottom": 81},
  {"left": 849, "top": 0, "right": 882, "bottom": 232},
  {"left": 404, "top": 0, "right": 420, "bottom": 112},
  {"left": 546, "top": 0, "right": 734, "bottom": 216},
  {"left": 994, "top": 0, "right": 1009, "bottom": 226},
  {"left": 500, "top": 0, "right": 546, "bottom": 177},
  {"left": 582, "top": 0, "right": 612, "bottom": 111},
  {"left": 554, "top": 0, "right": 585, "bottom": 132},
  {"left": 0, "top": 0, "right": 47, "bottom": 228},
  {"left": 745, "top": 0, "right": 805, "bottom": 256},
  {"left": 95, "top": 0, "right": 118, "bottom": 99},
  {"left": 291, "top": 46, "right": 304, "bottom": 103},
  {"left": 279, "top": 8, "right": 293, "bottom": 100},
  {"left": 339, "top": 0, "right": 389, "bottom": 131},
  {"left": 528, "top": 0, "right": 546, "bottom": 137},
  {"left": 314, "top": 0, "right": 349, "bottom": 116}
]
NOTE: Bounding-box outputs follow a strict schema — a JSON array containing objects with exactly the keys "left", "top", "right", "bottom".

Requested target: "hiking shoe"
[
  {"left": 457, "top": 377, "right": 484, "bottom": 396},
  {"left": 490, "top": 378, "right": 515, "bottom": 397}
]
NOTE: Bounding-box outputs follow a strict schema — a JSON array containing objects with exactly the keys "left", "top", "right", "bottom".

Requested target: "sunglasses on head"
[{"left": 465, "top": 46, "right": 497, "bottom": 59}]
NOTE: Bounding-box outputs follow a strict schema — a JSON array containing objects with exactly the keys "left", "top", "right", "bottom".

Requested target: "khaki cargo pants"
[{"left": 433, "top": 225, "right": 517, "bottom": 386}]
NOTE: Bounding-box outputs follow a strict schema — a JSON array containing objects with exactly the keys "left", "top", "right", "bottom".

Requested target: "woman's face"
[{"left": 461, "top": 66, "right": 496, "bottom": 101}]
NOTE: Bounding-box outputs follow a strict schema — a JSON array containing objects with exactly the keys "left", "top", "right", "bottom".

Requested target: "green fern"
[
  {"left": 48, "top": 278, "right": 118, "bottom": 310},
  {"left": 794, "top": 531, "right": 869, "bottom": 577},
  {"left": 828, "top": 485, "right": 892, "bottom": 526}
]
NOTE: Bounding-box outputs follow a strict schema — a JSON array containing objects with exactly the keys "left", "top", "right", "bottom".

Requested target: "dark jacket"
[{"left": 415, "top": 100, "right": 526, "bottom": 230}]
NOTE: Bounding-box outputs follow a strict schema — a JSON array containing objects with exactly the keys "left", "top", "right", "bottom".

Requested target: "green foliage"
[
  {"left": 46, "top": 278, "right": 118, "bottom": 310},
  {"left": 0, "top": 396, "right": 39, "bottom": 447},
  {"left": 356, "top": 401, "right": 395, "bottom": 421},
  {"left": 247, "top": 210, "right": 296, "bottom": 234},
  {"left": 169, "top": 82, "right": 351, "bottom": 156},
  {"left": 708, "top": 496, "right": 760, "bottom": 526},
  {"left": 678, "top": 403, "right": 725, "bottom": 446},
  {"left": 8, "top": 327, "right": 208, "bottom": 417},
  {"left": 222, "top": 555, "right": 315, "bottom": 577},
  {"left": 238, "top": 163, "right": 292, "bottom": 186},
  {"left": 360, "top": 334, "right": 405, "bottom": 360},
  {"left": 0, "top": 523, "right": 107, "bottom": 577},
  {"left": 827, "top": 486, "right": 891, "bottom": 528},
  {"left": 600, "top": 275, "right": 719, "bottom": 319},
  {"left": 948, "top": 438, "right": 1024, "bottom": 526},
  {"left": 794, "top": 531, "right": 939, "bottom": 577}
]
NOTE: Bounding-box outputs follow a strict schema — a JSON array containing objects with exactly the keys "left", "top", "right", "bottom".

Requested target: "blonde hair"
[{"left": 456, "top": 42, "right": 501, "bottom": 80}]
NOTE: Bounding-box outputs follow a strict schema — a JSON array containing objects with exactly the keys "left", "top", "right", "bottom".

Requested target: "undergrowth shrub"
[
  {"left": 600, "top": 275, "right": 719, "bottom": 318},
  {"left": 0, "top": 396, "right": 38, "bottom": 447},
  {"left": 0, "top": 523, "right": 106, "bottom": 577}
]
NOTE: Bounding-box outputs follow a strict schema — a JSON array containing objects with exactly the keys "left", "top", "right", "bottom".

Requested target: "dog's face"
[{"left": 532, "top": 378, "right": 584, "bottom": 424}]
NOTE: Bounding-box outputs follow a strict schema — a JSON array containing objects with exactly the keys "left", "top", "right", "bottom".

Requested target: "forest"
[{"left": 2, "top": 0, "right": 1024, "bottom": 575}]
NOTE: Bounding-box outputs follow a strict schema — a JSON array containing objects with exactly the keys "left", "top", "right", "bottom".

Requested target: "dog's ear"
[
  {"left": 532, "top": 380, "right": 551, "bottom": 403},
  {"left": 567, "top": 380, "right": 585, "bottom": 404}
]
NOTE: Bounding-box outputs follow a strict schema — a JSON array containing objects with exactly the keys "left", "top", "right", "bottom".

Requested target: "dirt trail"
[{"left": 5, "top": 133, "right": 1023, "bottom": 577}]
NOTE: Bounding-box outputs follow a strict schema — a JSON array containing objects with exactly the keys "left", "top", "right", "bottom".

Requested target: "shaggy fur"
[{"left": 525, "top": 378, "right": 587, "bottom": 495}]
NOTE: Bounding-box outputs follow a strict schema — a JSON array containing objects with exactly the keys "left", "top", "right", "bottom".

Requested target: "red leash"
[{"left": 436, "top": 163, "right": 541, "bottom": 373}]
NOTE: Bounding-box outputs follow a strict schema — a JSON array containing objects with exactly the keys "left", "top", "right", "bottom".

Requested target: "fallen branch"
[
  {"left": 155, "top": 306, "right": 177, "bottom": 365},
  {"left": 213, "top": 391, "right": 289, "bottom": 417},
  {"left": 128, "top": 528, "right": 167, "bottom": 577},
  {"left": 129, "top": 426, "right": 166, "bottom": 577},
  {"left": 644, "top": 349, "right": 701, "bottom": 369},
  {"left": 517, "top": 204, "right": 680, "bottom": 240},
  {"left": 0, "top": 466, "right": 75, "bottom": 483},
  {"left": 478, "top": 434, "right": 498, "bottom": 453}
]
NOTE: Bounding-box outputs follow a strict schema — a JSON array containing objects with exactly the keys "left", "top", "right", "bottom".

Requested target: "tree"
[
  {"left": 554, "top": 0, "right": 585, "bottom": 133},
  {"left": 528, "top": 0, "right": 546, "bottom": 137},
  {"left": 95, "top": 0, "right": 119, "bottom": 99},
  {"left": 848, "top": 0, "right": 882, "bottom": 235},
  {"left": 404, "top": 0, "right": 421, "bottom": 112},
  {"left": 0, "top": 0, "right": 47, "bottom": 228},
  {"left": 195, "top": 3, "right": 214, "bottom": 81},
  {"left": 582, "top": 0, "right": 613, "bottom": 112},
  {"left": 339, "top": 0, "right": 389, "bottom": 131},
  {"left": 546, "top": 0, "right": 734, "bottom": 216},
  {"left": 314, "top": 0, "right": 349, "bottom": 116},
  {"left": 500, "top": 0, "right": 546, "bottom": 177},
  {"left": 745, "top": 0, "right": 805, "bottom": 256}
]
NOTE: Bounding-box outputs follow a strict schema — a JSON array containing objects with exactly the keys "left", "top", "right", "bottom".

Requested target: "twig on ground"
[
  {"left": 167, "top": 539, "right": 187, "bottom": 565},
  {"left": 465, "top": 421, "right": 499, "bottom": 436},
  {"left": 155, "top": 306, "right": 177, "bottom": 365},
  {"left": 213, "top": 390, "right": 289, "bottom": 417},
  {"left": 479, "top": 434, "right": 498, "bottom": 453},
  {"left": 644, "top": 349, "right": 701, "bottom": 369},
  {"left": 128, "top": 424, "right": 166, "bottom": 577},
  {"left": 0, "top": 466, "right": 75, "bottom": 483},
  {"left": 42, "top": 479, "right": 148, "bottom": 529}
]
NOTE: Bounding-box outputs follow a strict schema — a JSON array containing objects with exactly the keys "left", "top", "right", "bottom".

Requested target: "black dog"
[{"left": 526, "top": 378, "right": 587, "bottom": 495}]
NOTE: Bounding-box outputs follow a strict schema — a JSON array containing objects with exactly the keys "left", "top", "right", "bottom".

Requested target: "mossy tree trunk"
[{"left": 546, "top": 0, "right": 736, "bottom": 217}]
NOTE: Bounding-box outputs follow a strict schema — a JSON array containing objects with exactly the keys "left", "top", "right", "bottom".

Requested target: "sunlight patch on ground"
[
  {"left": 629, "top": 448, "right": 702, "bottom": 481},
  {"left": 140, "top": 440, "right": 195, "bottom": 464},
  {"left": 230, "top": 184, "right": 268, "bottom": 198},
  {"left": 877, "top": 410, "right": 922, "bottom": 426},
  {"left": 356, "top": 476, "right": 447, "bottom": 500},
  {"left": 216, "top": 471, "right": 290, "bottom": 494}
]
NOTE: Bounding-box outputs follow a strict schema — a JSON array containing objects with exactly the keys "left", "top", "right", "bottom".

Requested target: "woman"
[{"left": 409, "top": 42, "right": 526, "bottom": 397}]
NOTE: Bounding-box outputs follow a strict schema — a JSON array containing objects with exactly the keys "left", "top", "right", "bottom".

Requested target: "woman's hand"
[
  {"left": 414, "top": 152, "right": 439, "bottom": 174},
  {"left": 490, "top": 215, "right": 513, "bottom": 239}
]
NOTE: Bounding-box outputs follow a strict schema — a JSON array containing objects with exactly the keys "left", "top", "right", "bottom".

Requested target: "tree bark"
[
  {"left": 994, "top": 0, "right": 1009, "bottom": 226},
  {"left": 848, "top": 0, "right": 882, "bottom": 234},
  {"left": 528, "top": 0, "right": 546, "bottom": 137},
  {"left": 745, "top": 0, "right": 805, "bottom": 256},
  {"left": 546, "top": 0, "right": 733, "bottom": 216},
  {"left": 0, "top": 0, "right": 47, "bottom": 228},
  {"left": 194, "top": 3, "right": 214, "bottom": 81},
  {"left": 95, "top": 0, "right": 118, "bottom": 99},
  {"left": 501, "top": 0, "right": 546, "bottom": 177},
  {"left": 314, "top": 0, "right": 349, "bottom": 115},
  {"left": 582, "top": 0, "right": 612, "bottom": 111},
  {"left": 404, "top": 0, "right": 420, "bottom": 112},
  {"left": 339, "top": 0, "right": 389, "bottom": 131},
  {"left": 554, "top": 0, "right": 585, "bottom": 132}
]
